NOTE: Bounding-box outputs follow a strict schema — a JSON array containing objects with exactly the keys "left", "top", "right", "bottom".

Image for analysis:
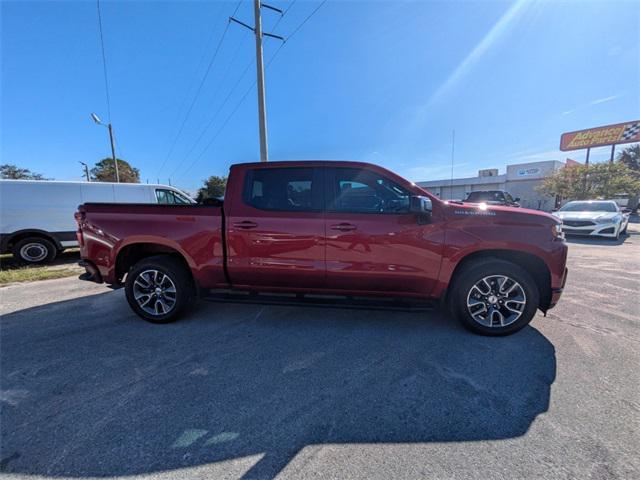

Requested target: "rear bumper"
[{"left": 78, "top": 260, "right": 103, "bottom": 283}]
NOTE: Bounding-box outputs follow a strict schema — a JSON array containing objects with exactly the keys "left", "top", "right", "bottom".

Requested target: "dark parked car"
[{"left": 465, "top": 190, "right": 520, "bottom": 207}]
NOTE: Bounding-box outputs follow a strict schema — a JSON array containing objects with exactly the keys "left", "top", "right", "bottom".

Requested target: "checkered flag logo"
[{"left": 622, "top": 122, "right": 640, "bottom": 141}]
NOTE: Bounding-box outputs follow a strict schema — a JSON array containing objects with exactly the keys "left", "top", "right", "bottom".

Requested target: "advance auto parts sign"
[{"left": 560, "top": 121, "right": 640, "bottom": 151}]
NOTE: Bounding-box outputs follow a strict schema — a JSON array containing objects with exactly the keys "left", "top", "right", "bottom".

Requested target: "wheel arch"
[
  {"left": 115, "top": 242, "right": 194, "bottom": 287},
  {"left": 446, "top": 249, "right": 552, "bottom": 311}
]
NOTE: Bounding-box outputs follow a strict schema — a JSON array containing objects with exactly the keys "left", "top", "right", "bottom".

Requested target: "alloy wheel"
[
  {"left": 132, "top": 269, "right": 177, "bottom": 316},
  {"left": 466, "top": 275, "right": 527, "bottom": 327}
]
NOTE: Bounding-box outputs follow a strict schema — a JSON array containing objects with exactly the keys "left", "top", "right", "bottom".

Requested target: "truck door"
[
  {"left": 324, "top": 166, "right": 443, "bottom": 296},
  {"left": 225, "top": 166, "right": 326, "bottom": 289}
]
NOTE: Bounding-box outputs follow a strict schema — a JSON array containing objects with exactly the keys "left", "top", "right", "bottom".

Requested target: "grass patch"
[{"left": 0, "top": 267, "right": 78, "bottom": 285}]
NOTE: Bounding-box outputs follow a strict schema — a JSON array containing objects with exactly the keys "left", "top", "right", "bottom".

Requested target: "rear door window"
[{"left": 243, "top": 167, "right": 322, "bottom": 212}]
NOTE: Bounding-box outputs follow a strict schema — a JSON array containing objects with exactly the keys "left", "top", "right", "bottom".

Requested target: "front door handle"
[
  {"left": 233, "top": 221, "right": 258, "bottom": 229},
  {"left": 330, "top": 223, "right": 357, "bottom": 232}
]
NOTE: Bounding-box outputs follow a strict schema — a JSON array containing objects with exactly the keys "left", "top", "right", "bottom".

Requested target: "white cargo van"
[{"left": 0, "top": 180, "right": 194, "bottom": 264}]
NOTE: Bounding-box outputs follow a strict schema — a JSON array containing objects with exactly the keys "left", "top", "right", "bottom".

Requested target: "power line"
[
  {"left": 172, "top": 0, "right": 299, "bottom": 178},
  {"left": 157, "top": 0, "right": 243, "bottom": 176},
  {"left": 175, "top": 0, "right": 327, "bottom": 180},
  {"left": 285, "top": 0, "right": 326, "bottom": 42},
  {"left": 163, "top": 2, "right": 227, "bottom": 152},
  {"left": 96, "top": 0, "right": 112, "bottom": 121},
  {"left": 170, "top": 55, "right": 255, "bottom": 179},
  {"left": 270, "top": 0, "right": 298, "bottom": 34}
]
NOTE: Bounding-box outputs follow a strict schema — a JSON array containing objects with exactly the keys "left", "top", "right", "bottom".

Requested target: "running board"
[{"left": 202, "top": 290, "right": 437, "bottom": 312}]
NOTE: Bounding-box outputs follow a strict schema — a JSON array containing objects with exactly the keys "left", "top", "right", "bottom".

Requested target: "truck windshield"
[{"left": 466, "top": 192, "right": 503, "bottom": 202}]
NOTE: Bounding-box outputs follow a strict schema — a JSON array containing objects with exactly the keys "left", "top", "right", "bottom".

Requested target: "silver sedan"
[{"left": 553, "top": 200, "right": 630, "bottom": 239}]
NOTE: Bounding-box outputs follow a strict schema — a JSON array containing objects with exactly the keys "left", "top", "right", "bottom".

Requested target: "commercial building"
[{"left": 417, "top": 159, "right": 579, "bottom": 211}]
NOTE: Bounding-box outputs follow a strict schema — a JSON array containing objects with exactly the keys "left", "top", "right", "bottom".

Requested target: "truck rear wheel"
[
  {"left": 125, "top": 255, "right": 193, "bottom": 324},
  {"left": 12, "top": 237, "right": 57, "bottom": 264},
  {"left": 450, "top": 259, "right": 539, "bottom": 336}
]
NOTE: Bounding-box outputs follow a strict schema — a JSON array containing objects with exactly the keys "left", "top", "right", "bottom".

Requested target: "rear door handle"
[
  {"left": 330, "top": 223, "right": 357, "bottom": 232},
  {"left": 233, "top": 221, "right": 258, "bottom": 229}
]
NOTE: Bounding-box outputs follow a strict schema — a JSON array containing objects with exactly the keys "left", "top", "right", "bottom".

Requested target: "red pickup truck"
[{"left": 76, "top": 161, "right": 568, "bottom": 336}]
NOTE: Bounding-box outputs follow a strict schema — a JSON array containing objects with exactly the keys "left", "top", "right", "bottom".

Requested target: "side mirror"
[
  {"left": 622, "top": 208, "right": 631, "bottom": 214},
  {"left": 551, "top": 208, "right": 559, "bottom": 212},
  {"left": 410, "top": 195, "right": 432, "bottom": 213},
  {"left": 514, "top": 197, "right": 521, "bottom": 202}
]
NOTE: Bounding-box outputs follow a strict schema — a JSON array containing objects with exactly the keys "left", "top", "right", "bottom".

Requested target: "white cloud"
[
  {"left": 561, "top": 93, "right": 624, "bottom": 115},
  {"left": 589, "top": 94, "right": 622, "bottom": 105}
]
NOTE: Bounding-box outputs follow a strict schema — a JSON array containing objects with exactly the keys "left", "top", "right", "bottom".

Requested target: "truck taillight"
[
  {"left": 74, "top": 211, "right": 85, "bottom": 225},
  {"left": 75, "top": 211, "right": 85, "bottom": 246}
]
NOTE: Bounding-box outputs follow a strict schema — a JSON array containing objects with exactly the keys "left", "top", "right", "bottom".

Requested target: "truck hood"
[{"left": 444, "top": 201, "right": 558, "bottom": 225}]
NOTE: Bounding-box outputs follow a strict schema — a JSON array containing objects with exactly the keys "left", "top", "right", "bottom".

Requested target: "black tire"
[
  {"left": 124, "top": 255, "right": 194, "bottom": 324},
  {"left": 621, "top": 223, "right": 628, "bottom": 235},
  {"left": 12, "top": 237, "right": 57, "bottom": 264},
  {"left": 449, "top": 259, "right": 540, "bottom": 336}
]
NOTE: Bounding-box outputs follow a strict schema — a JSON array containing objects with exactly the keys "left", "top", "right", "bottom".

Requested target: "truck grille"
[{"left": 563, "top": 220, "right": 595, "bottom": 227}]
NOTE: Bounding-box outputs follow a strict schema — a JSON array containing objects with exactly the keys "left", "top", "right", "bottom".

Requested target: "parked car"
[
  {"left": 553, "top": 200, "right": 631, "bottom": 239},
  {"left": 76, "top": 161, "right": 568, "bottom": 336},
  {"left": 0, "top": 180, "right": 194, "bottom": 264},
  {"left": 464, "top": 190, "right": 520, "bottom": 207}
]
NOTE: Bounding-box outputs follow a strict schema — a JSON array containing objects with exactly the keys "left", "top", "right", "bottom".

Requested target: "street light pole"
[
  {"left": 107, "top": 123, "right": 120, "bottom": 182},
  {"left": 79, "top": 161, "right": 91, "bottom": 182},
  {"left": 91, "top": 113, "right": 120, "bottom": 182}
]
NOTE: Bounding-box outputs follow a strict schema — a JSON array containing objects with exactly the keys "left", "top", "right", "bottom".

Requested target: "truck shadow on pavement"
[{"left": 0, "top": 289, "right": 556, "bottom": 479}]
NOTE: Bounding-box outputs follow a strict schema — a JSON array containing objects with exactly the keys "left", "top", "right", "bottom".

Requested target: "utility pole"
[
  {"left": 79, "top": 161, "right": 91, "bottom": 182},
  {"left": 230, "top": 1, "right": 284, "bottom": 162},
  {"left": 254, "top": 0, "right": 268, "bottom": 162}
]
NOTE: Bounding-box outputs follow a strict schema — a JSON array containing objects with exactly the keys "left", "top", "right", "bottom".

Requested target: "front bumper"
[
  {"left": 562, "top": 222, "right": 620, "bottom": 237},
  {"left": 548, "top": 267, "right": 568, "bottom": 309}
]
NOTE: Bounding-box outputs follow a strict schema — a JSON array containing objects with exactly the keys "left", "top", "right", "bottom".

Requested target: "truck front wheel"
[
  {"left": 450, "top": 259, "right": 539, "bottom": 336},
  {"left": 125, "top": 255, "right": 193, "bottom": 324}
]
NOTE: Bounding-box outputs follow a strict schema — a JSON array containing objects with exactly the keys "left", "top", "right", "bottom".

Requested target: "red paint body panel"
[
  {"left": 77, "top": 204, "right": 226, "bottom": 288},
  {"left": 78, "top": 160, "right": 568, "bottom": 310}
]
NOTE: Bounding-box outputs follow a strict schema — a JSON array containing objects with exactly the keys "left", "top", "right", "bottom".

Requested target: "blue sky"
[{"left": 2, "top": 0, "right": 639, "bottom": 191}]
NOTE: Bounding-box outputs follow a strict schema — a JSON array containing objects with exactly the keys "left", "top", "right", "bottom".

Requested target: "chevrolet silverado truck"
[{"left": 76, "top": 161, "right": 568, "bottom": 336}]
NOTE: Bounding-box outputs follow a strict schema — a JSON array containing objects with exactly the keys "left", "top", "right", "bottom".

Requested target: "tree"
[
  {"left": 196, "top": 176, "right": 227, "bottom": 202},
  {"left": 617, "top": 144, "right": 640, "bottom": 171},
  {"left": 617, "top": 144, "right": 640, "bottom": 210},
  {"left": 537, "top": 160, "right": 640, "bottom": 204},
  {"left": 90, "top": 158, "right": 140, "bottom": 183},
  {"left": 1, "top": 164, "right": 49, "bottom": 180}
]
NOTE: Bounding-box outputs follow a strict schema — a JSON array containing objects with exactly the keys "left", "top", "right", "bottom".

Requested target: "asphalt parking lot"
[{"left": 1, "top": 224, "right": 639, "bottom": 480}]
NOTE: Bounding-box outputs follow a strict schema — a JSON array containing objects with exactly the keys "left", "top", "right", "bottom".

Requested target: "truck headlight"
[{"left": 552, "top": 223, "right": 564, "bottom": 240}]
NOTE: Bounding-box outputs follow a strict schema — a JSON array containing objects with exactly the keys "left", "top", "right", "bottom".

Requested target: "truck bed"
[{"left": 77, "top": 203, "right": 227, "bottom": 288}]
